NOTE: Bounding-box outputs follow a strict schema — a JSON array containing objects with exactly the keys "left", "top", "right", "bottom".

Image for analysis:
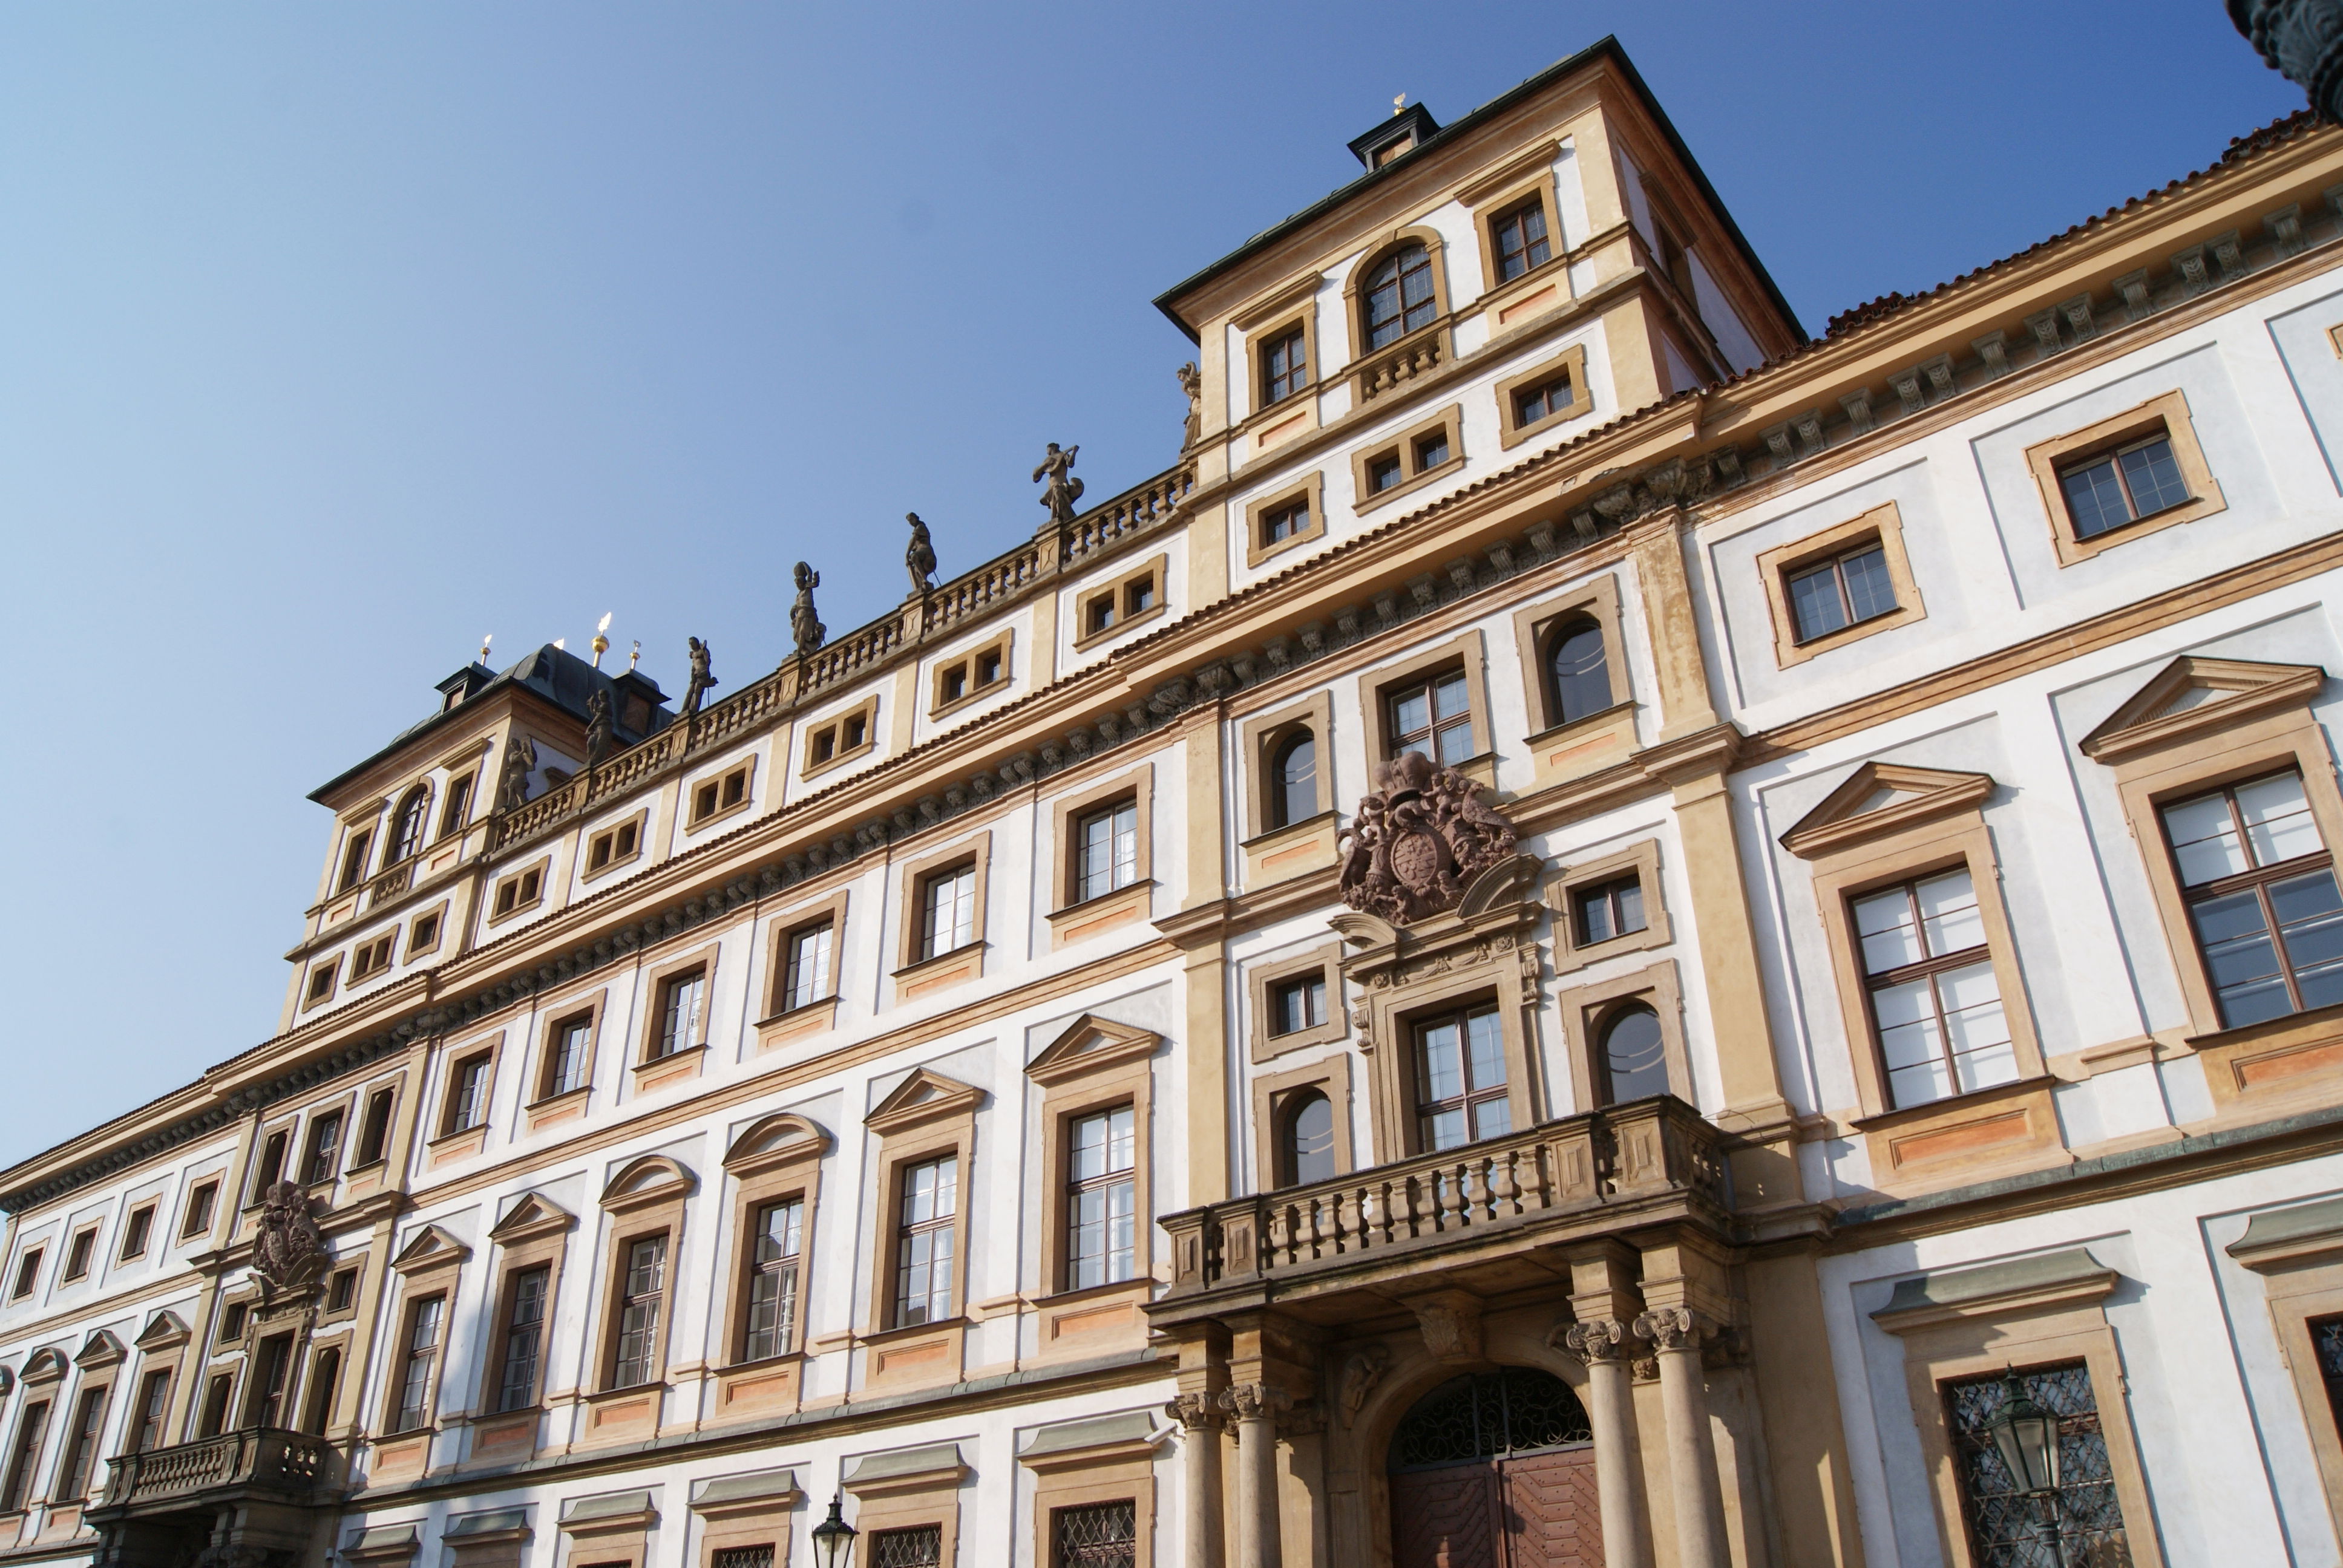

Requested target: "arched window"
[
  {"left": 387, "top": 786, "right": 429, "bottom": 865},
  {"left": 1363, "top": 243, "right": 1437, "bottom": 350},
  {"left": 1270, "top": 730, "right": 1317, "bottom": 829},
  {"left": 1599, "top": 1003, "right": 1670, "bottom": 1104},
  {"left": 1278, "top": 1091, "right": 1336, "bottom": 1187},
  {"left": 1545, "top": 619, "right": 1611, "bottom": 726}
]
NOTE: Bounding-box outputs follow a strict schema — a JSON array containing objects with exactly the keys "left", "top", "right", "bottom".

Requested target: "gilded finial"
[
  {"left": 479, "top": 633, "right": 493, "bottom": 664},
  {"left": 1394, "top": 93, "right": 1406, "bottom": 116},
  {"left": 629, "top": 639, "right": 641, "bottom": 671},
  {"left": 591, "top": 611, "right": 612, "bottom": 668}
]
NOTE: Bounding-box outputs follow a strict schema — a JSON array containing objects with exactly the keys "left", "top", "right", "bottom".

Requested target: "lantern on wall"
[
  {"left": 810, "top": 1495, "right": 857, "bottom": 1568},
  {"left": 1985, "top": 1368, "right": 2062, "bottom": 1495}
]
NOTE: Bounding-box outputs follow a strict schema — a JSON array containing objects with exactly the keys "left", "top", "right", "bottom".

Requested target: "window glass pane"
[
  {"left": 2237, "top": 771, "right": 2322, "bottom": 866},
  {"left": 2119, "top": 437, "right": 2189, "bottom": 515},
  {"left": 1288, "top": 1093, "right": 1336, "bottom": 1186},
  {"left": 1875, "top": 976, "right": 1953, "bottom": 1108},
  {"left": 1423, "top": 1106, "right": 1470, "bottom": 1151},
  {"left": 2191, "top": 886, "right": 2293, "bottom": 1026},
  {"left": 1392, "top": 688, "right": 1430, "bottom": 739},
  {"left": 1576, "top": 884, "right": 1617, "bottom": 945},
  {"left": 1419, "top": 1020, "right": 1463, "bottom": 1102},
  {"left": 1614, "top": 880, "right": 1645, "bottom": 936},
  {"left": 1936, "top": 961, "right": 2017, "bottom": 1091},
  {"left": 1853, "top": 887, "right": 1923, "bottom": 973},
  {"left": 2164, "top": 791, "right": 2250, "bottom": 884},
  {"left": 1788, "top": 561, "right": 1849, "bottom": 641},
  {"left": 1472, "top": 1097, "right": 1513, "bottom": 1139},
  {"left": 1601, "top": 1007, "right": 1670, "bottom": 1101},
  {"left": 1465, "top": 1008, "right": 1507, "bottom": 1090},
  {"left": 2274, "top": 868, "right": 2343, "bottom": 1008},
  {"left": 1548, "top": 623, "right": 1609, "bottom": 722},
  {"left": 1839, "top": 546, "right": 1898, "bottom": 622},
  {"left": 2062, "top": 457, "right": 2131, "bottom": 538},
  {"left": 1433, "top": 674, "right": 1470, "bottom": 720},
  {"left": 1415, "top": 433, "right": 1449, "bottom": 468},
  {"left": 1436, "top": 718, "right": 1475, "bottom": 765},
  {"left": 1276, "top": 733, "right": 1316, "bottom": 826},
  {"left": 1915, "top": 871, "right": 1984, "bottom": 955}
]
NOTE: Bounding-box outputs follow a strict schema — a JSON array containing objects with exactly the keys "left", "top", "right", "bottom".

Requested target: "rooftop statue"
[
  {"left": 495, "top": 734, "right": 537, "bottom": 812},
  {"left": 680, "top": 636, "right": 718, "bottom": 721},
  {"left": 1178, "top": 362, "right": 1203, "bottom": 449},
  {"left": 583, "top": 688, "right": 613, "bottom": 773},
  {"left": 791, "top": 561, "right": 827, "bottom": 655},
  {"left": 906, "top": 512, "right": 937, "bottom": 596},
  {"left": 2230, "top": 0, "right": 2343, "bottom": 119},
  {"left": 1034, "top": 442, "right": 1085, "bottom": 530}
]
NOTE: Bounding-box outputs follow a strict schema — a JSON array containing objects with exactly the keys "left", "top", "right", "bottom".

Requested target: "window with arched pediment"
[
  {"left": 387, "top": 785, "right": 430, "bottom": 866},
  {"left": 1363, "top": 243, "right": 1438, "bottom": 349}
]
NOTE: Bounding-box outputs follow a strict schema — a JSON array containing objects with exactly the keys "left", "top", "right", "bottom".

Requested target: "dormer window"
[{"left": 1364, "top": 243, "right": 1436, "bottom": 349}]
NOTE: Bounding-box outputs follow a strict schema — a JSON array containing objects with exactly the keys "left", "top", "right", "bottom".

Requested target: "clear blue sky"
[{"left": 0, "top": 1, "right": 2301, "bottom": 1172}]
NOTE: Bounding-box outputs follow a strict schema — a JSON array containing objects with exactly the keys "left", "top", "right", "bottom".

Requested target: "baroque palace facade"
[{"left": 13, "top": 32, "right": 2343, "bottom": 1568}]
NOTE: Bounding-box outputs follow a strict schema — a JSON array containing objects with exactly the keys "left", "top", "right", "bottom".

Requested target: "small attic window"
[
  {"left": 1347, "top": 102, "right": 1440, "bottom": 170},
  {"left": 443, "top": 687, "right": 465, "bottom": 713}
]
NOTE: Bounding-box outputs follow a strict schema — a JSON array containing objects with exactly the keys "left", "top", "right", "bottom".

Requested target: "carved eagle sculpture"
[{"left": 1337, "top": 752, "right": 1519, "bottom": 926}]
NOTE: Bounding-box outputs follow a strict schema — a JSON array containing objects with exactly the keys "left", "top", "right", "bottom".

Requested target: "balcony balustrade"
[{"left": 94, "top": 1428, "right": 333, "bottom": 1515}]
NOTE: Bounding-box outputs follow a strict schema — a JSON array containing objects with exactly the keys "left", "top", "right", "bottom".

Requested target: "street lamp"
[
  {"left": 810, "top": 1494, "right": 857, "bottom": 1568},
  {"left": 1984, "top": 1370, "right": 2067, "bottom": 1567}
]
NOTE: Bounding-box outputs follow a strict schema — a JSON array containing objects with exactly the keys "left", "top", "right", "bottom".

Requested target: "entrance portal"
[{"left": 1386, "top": 1367, "right": 1602, "bottom": 1568}]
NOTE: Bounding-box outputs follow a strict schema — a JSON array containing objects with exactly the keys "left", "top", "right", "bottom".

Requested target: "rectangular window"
[
  {"left": 1414, "top": 1004, "right": 1509, "bottom": 1151},
  {"left": 870, "top": 1527, "right": 942, "bottom": 1568},
  {"left": 1260, "top": 497, "right": 1311, "bottom": 546},
  {"left": 120, "top": 1204, "right": 155, "bottom": 1261},
  {"left": 545, "top": 1014, "right": 593, "bottom": 1097},
  {"left": 1368, "top": 453, "right": 1403, "bottom": 492},
  {"left": 1413, "top": 430, "right": 1450, "bottom": 471},
  {"left": 1854, "top": 869, "right": 2017, "bottom": 1109},
  {"left": 2059, "top": 433, "right": 2192, "bottom": 541},
  {"left": 302, "top": 1346, "right": 341, "bottom": 1434},
  {"left": 195, "top": 1374, "right": 233, "bottom": 1439},
  {"left": 894, "top": 1157, "right": 957, "bottom": 1327},
  {"left": 782, "top": 922, "right": 834, "bottom": 1012},
  {"left": 303, "top": 1109, "right": 345, "bottom": 1184},
  {"left": 1270, "top": 975, "right": 1327, "bottom": 1037},
  {"left": 131, "top": 1368, "right": 170, "bottom": 1454},
  {"left": 7, "top": 1249, "right": 39, "bottom": 1301},
  {"left": 355, "top": 1089, "right": 396, "bottom": 1167},
  {"left": 611, "top": 1235, "right": 667, "bottom": 1387},
  {"left": 1574, "top": 877, "right": 1647, "bottom": 946},
  {"left": 1512, "top": 370, "right": 1574, "bottom": 428},
  {"left": 62, "top": 1229, "right": 96, "bottom": 1283},
  {"left": 742, "top": 1199, "right": 805, "bottom": 1361},
  {"left": 408, "top": 910, "right": 442, "bottom": 955},
  {"left": 493, "top": 865, "right": 543, "bottom": 918},
  {"left": 348, "top": 933, "right": 396, "bottom": 982},
  {"left": 690, "top": 763, "right": 752, "bottom": 825},
  {"left": 251, "top": 1129, "right": 290, "bottom": 1200},
  {"left": 587, "top": 820, "right": 640, "bottom": 872},
  {"left": 327, "top": 1267, "right": 358, "bottom": 1314},
  {"left": 1074, "top": 801, "right": 1140, "bottom": 903},
  {"left": 1053, "top": 1500, "right": 1138, "bottom": 1568},
  {"left": 437, "top": 774, "right": 473, "bottom": 840},
  {"left": 1, "top": 1400, "right": 50, "bottom": 1512},
  {"left": 1491, "top": 199, "right": 1552, "bottom": 282},
  {"left": 976, "top": 646, "right": 1004, "bottom": 687},
  {"left": 1386, "top": 670, "right": 1475, "bottom": 763},
  {"left": 220, "top": 1301, "right": 249, "bottom": 1345},
  {"left": 1066, "top": 1107, "right": 1137, "bottom": 1291},
  {"left": 55, "top": 1386, "right": 106, "bottom": 1500},
  {"left": 446, "top": 1056, "right": 491, "bottom": 1132},
  {"left": 1262, "top": 326, "right": 1309, "bottom": 405},
  {"left": 2160, "top": 768, "right": 2343, "bottom": 1027},
  {"left": 1084, "top": 590, "right": 1117, "bottom": 637},
  {"left": 920, "top": 866, "right": 978, "bottom": 962},
  {"left": 652, "top": 969, "right": 706, "bottom": 1059},
  {"left": 306, "top": 964, "right": 338, "bottom": 1005},
  {"left": 181, "top": 1180, "right": 219, "bottom": 1240},
  {"left": 496, "top": 1266, "right": 549, "bottom": 1411},
  {"left": 1786, "top": 541, "right": 1898, "bottom": 644},
  {"left": 393, "top": 1296, "right": 444, "bottom": 1431},
  {"left": 247, "top": 1333, "right": 293, "bottom": 1427},
  {"left": 338, "top": 829, "right": 373, "bottom": 893},
  {"left": 1945, "top": 1361, "right": 2128, "bottom": 1564}
]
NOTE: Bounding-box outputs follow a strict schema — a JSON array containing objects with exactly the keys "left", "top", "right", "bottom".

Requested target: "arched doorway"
[{"left": 1388, "top": 1367, "right": 1602, "bottom": 1568}]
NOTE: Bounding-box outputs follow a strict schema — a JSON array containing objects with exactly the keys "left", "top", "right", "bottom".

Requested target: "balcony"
[{"left": 1152, "top": 1098, "right": 1731, "bottom": 1328}]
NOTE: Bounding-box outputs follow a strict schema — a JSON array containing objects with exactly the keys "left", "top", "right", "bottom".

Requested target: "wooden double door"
[
  {"left": 1385, "top": 1367, "right": 1603, "bottom": 1568},
  {"left": 1390, "top": 1445, "right": 1603, "bottom": 1568}
]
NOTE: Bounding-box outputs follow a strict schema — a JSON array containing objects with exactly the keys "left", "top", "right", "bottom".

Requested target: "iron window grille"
[
  {"left": 1054, "top": 1500, "right": 1139, "bottom": 1568},
  {"left": 1945, "top": 1361, "right": 2127, "bottom": 1566}
]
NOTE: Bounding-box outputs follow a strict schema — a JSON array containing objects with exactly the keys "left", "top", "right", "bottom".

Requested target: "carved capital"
[
  {"left": 1633, "top": 1307, "right": 1712, "bottom": 1354},
  {"left": 1219, "top": 1381, "right": 1293, "bottom": 1422},
  {"left": 1550, "top": 1318, "right": 1634, "bottom": 1366},
  {"left": 1165, "top": 1393, "right": 1227, "bottom": 1432}
]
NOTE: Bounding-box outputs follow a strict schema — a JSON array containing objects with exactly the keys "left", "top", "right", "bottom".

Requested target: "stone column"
[
  {"left": 1636, "top": 1307, "right": 1729, "bottom": 1568},
  {"left": 1559, "top": 1319, "right": 1653, "bottom": 1568},
  {"left": 1165, "top": 1394, "right": 1227, "bottom": 1568},
  {"left": 1221, "top": 1381, "right": 1289, "bottom": 1568}
]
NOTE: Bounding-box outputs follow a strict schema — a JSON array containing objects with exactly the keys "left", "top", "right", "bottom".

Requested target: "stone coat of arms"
[
  {"left": 252, "top": 1180, "right": 326, "bottom": 1300},
  {"left": 1337, "top": 752, "right": 1519, "bottom": 925}
]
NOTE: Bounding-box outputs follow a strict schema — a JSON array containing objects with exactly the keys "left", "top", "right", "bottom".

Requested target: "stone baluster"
[
  {"left": 1165, "top": 1393, "right": 1227, "bottom": 1568},
  {"left": 1219, "top": 1381, "right": 1290, "bottom": 1568},
  {"left": 1635, "top": 1307, "right": 1729, "bottom": 1568},
  {"left": 1556, "top": 1319, "right": 1653, "bottom": 1568}
]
